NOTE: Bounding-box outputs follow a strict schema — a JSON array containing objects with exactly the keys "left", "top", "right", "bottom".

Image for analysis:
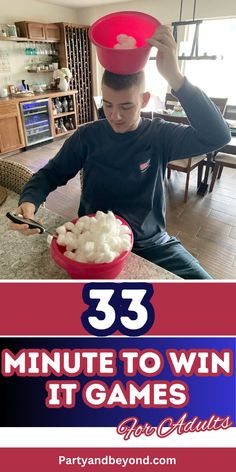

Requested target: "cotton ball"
[
  {"left": 119, "top": 224, "right": 132, "bottom": 235},
  {"left": 114, "top": 34, "right": 137, "bottom": 50},
  {"left": 56, "top": 225, "right": 66, "bottom": 235},
  {"left": 126, "top": 36, "right": 136, "bottom": 47},
  {"left": 74, "top": 251, "right": 87, "bottom": 262},
  {"left": 66, "top": 240, "right": 80, "bottom": 251},
  {"left": 47, "top": 234, "right": 53, "bottom": 246},
  {"left": 120, "top": 238, "right": 131, "bottom": 251},
  {"left": 107, "top": 211, "right": 116, "bottom": 222},
  {"left": 89, "top": 218, "right": 98, "bottom": 233},
  {"left": 65, "top": 221, "right": 75, "bottom": 231},
  {"left": 74, "top": 220, "right": 85, "bottom": 233},
  {"left": 117, "top": 34, "right": 129, "bottom": 44},
  {"left": 93, "top": 252, "right": 105, "bottom": 263},
  {"left": 64, "top": 232, "right": 76, "bottom": 246},
  {"left": 102, "top": 251, "right": 116, "bottom": 263},
  {"left": 57, "top": 234, "right": 67, "bottom": 246},
  {"left": 77, "top": 215, "right": 91, "bottom": 230},
  {"left": 99, "top": 223, "right": 113, "bottom": 234},
  {"left": 85, "top": 251, "right": 97, "bottom": 262},
  {"left": 64, "top": 251, "right": 76, "bottom": 260},
  {"left": 106, "top": 235, "right": 121, "bottom": 250},
  {"left": 84, "top": 241, "right": 95, "bottom": 253},
  {"left": 95, "top": 211, "right": 106, "bottom": 222}
]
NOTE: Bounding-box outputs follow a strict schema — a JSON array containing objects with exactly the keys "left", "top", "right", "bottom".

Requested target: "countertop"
[
  {"left": 0, "top": 89, "right": 78, "bottom": 104},
  {"left": 0, "top": 190, "right": 180, "bottom": 280}
]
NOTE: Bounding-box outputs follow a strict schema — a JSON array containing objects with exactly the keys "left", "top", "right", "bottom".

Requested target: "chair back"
[
  {"left": 224, "top": 104, "right": 236, "bottom": 120},
  {"left": 0, "top": 160, "right": 33, "bottom": 194},
  {"left": 165, "top": 92, "right": 179, "bottom": 110},
  {"left": 93, "top": 96, "right": 105, "bottom": 119},
  {"left": 209, "top": 97, "right": 228, "bottom": 115}
]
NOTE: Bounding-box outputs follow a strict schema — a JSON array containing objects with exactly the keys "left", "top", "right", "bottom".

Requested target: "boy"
[{"left": 9, "top": 26, "right": 230, "bottom": 279}]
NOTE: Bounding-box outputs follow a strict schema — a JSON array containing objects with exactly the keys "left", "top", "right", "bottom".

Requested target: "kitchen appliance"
[{"left": 20, "top": 98, "right": 52, "bottom": 146}]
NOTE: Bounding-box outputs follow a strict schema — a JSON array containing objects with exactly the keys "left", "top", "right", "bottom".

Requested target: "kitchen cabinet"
[
  {"left": 15, "top": 22, "right": 60, "bottom": 41},
  {"left": 0, "top": 101, "right": 25, "bottom": 154},
  {"left": 49, "top": 90, "right": 78, "bottom": 137},
  {"left": 0, "top": 91, "right": 77, "bottom": 155},
  {"left": 45, "top": 24, "right": 61, "bottom": 41},
  {"left": 57, "top": 23, "right": 94, "bottom": 125}
]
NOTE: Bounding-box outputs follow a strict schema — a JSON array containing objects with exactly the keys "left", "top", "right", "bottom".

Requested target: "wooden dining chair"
[
  {"left": 167, "top": 156, "right": 205, "bottom": 203},
  {"left": 0, "top": 160, "right": 33, "bottom": 194},
  {"left": 165, "top": 92, "right": 179, "bottom": 110},
  {"left": 209, "top": 97, "right": 228, "bottom": 115},
  {"left": 224, "top": 104, "right": 236, "bottom": 121},
  {"left": 93, "top": 96, "right": 105, "bottom": 120},
  {"left": 209, "top": 153, "right": 236, "bottom": 192}
]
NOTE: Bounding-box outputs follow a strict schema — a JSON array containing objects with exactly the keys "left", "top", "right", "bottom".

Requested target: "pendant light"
[{"left": 172, "top": 0, "right": 218, "bottom": 60}]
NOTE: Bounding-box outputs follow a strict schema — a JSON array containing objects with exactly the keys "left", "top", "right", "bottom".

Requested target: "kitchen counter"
[
  {"left": 0, "top": 190, "right": 181, "bottom": 280},
  {"left": 0, "top": 89, "right": 78, "bottom": 104}
]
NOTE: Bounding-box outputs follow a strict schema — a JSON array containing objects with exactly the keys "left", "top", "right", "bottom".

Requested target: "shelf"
[
  {"left": 178, "top": 55, "right": 218, "bottom": 60},
  {"left": 54, "top": 129, "right": 75, "bottom": 138},
  {"left": 27, "top": 70, "right": 53, "bottom": 73},
  {"left": 0, "top": 36, "right": 59, "bottom": 43},
  {"left": 53, "top": 111, "right": 75, "bottom": 119}
]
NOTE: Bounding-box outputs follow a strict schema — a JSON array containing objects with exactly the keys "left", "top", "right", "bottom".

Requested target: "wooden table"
[
  {"left": 154, "top": 111, "right": 233, "bottom": 195},
  {"left": 219, "top": 136, "right": 236, "bottom": 155},
  {"left": 0, "top": 189, "right": 180, "bottom": 280}
]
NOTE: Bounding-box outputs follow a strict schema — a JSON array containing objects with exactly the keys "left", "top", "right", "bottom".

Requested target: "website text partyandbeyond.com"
[{"left": 58, "top": 455, "right": 177, "bottom": 467}]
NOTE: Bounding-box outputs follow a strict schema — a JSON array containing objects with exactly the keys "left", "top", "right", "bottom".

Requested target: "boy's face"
[{"left": 102, "top": 84, "right": 150, "bottom": 133}]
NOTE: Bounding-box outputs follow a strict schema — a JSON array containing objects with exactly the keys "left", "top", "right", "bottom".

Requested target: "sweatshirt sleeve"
[
  {"left": 19, "top": 128, "right": 85, "bottom": 210},
  {"left": 160, "top": 78, "right": 231, "bottom": 163}
]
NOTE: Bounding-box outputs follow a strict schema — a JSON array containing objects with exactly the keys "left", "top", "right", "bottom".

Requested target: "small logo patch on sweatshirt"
[{"left": 139, "top": 159, "right": 150, "bottom": 173}]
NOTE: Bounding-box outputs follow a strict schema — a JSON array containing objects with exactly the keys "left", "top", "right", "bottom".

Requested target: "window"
[
  {"left": 182, "top": 19, "right": 236, "bottom": 104},
  {"left": 144, "top": 18, "right": 236, "bottom": 108},
  {"left": 144, "top": 47, "right": 168, "bottom": 110}
]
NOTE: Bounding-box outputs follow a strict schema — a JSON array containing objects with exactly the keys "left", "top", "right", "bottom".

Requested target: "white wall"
[
  {"left": 0, "top": 0, "right": 81, "bottom": 90},
  {"left": 0, "top": 0, "right": 79, "bottom": 23},
  {"left": 76, "top": 0, "right": 236, "bottom": 94},
  {"left": 1, "top": 0, "right": 236, "bottom": 93},
  {"left": 76, "top": 0, "right": 236, "bottom": 25}
]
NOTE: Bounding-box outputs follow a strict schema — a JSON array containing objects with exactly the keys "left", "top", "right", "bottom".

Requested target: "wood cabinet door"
[
  {"left": 0, "top": 103, "right": 25, "bottom": 154},
  {"left": 27, "top": 22, "right": 45, "bottom": 40},
  {"left": 45, "top": 24, "right": 60, "bottom": 41}
]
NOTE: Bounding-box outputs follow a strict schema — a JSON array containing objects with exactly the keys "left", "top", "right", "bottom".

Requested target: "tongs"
[{"left": 6, "top": 212, "right": 53, "bottom": 235}]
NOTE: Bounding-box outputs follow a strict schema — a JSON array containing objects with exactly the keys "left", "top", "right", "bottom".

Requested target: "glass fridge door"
[{"left": 20, "top": 99, "right": 52, "bottom": 146}]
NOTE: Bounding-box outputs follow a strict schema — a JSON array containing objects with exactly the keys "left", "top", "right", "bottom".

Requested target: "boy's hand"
[
  {"left": 147, "top": 25, "right": 184, "bottom": 91},
  {"left": 8, "top": 202, "right": 42, "bottom": 236}
]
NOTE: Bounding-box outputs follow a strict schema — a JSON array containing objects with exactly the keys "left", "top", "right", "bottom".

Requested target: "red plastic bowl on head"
[
  {"left": 51, "top": 214, "right": 134, "bottom": 280},
  {"left": 89, "top": 11, "right": 161, "bottom": 75}
]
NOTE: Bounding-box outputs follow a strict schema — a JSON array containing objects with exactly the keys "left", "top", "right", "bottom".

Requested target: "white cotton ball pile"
[
  {"left": 114, "top": 34, "right": 137, "bottom": 49},
  {"left": 55, "top": 211, "right": 132, "bottom": 264}
]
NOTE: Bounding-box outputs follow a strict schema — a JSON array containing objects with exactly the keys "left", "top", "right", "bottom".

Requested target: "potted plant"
[{"left": 53, "top": 68, "right": 72, "bottom": 92}]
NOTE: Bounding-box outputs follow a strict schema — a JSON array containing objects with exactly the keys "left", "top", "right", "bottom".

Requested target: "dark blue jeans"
[{"left": 133, "top": 236, "right": 212, "bottom": 280}]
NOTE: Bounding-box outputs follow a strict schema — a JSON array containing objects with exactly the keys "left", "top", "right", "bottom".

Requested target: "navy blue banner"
[{"left": 0, "top": 337, "right": 235, "bottom": 428}]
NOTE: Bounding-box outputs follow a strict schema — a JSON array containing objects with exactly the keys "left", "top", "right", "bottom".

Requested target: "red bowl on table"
[{"left": 51, "top": 214, "right": 133, "bottom": 279}]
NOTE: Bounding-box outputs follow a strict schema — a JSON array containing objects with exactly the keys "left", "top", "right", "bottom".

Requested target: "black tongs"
[{"left": 6, "top": 212, "right": 52, "bottom": 235}]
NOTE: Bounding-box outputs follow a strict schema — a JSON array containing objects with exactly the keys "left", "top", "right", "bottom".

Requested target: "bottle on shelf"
[
  {"left": 52, "top": 101, "right": 57, "bottom": 116},
  {"left": 55, "top": 97, "right": 63, "bottom": 114},
  {"left": 59, "top": 118, "right": 67, "bottom": 133},
  {"left": 64, "top": 118, "right": 71, "bottom": 130},
  {"left": 69, "top": 117, "right": 74, "bottom": 130},
  {"left": 68, "top": 96, "right": 74, "bottom": 111},
  {"left": 62, "top": 96, "right": 69, "bottom": 113},
  {"left": 54, "top": 120, "right": 60, "bottom": 134}
]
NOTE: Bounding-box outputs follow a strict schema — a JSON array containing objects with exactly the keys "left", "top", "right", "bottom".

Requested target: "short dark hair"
[{"left": 102, "top": 69, "right": 145, "bottom": 91}]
